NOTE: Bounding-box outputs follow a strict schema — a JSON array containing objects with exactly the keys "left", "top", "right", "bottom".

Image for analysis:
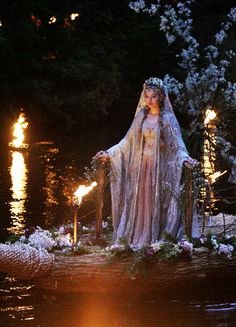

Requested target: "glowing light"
[
  {"left": 11, "top": 113, "right": 28, "bottom": 148},
  {"left": 9, "top": 151, "right": 28, "bottom": 234},
  {"left": 203, "top": 107, "right": 226, "bottom": 184},
  {"left": 204, "top": 108, "right": 217, "bottom": 125},
  {"left": 70, "top": 12, "right": 79, "bottom": 21},
  {"left": 208, "top": 170, "right": 227, "bottom": 184},
  {"left": 0, "top": 20, "right": 2, "bottom": 27},
  {"left": 73, "top": 181, "right": 97, "bottom": 206},
  {"left": 49, "top": 16, "right": 57, "bottom": 24}
]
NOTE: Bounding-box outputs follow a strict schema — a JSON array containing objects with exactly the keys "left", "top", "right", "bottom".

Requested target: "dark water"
[
  {"left": 1, "top": 277, "right": 236, "bottom": 327},
  {"left": 1, "top": 140, "right": 236, "bottom": 326},
  {"left": 0, "top": 140, "right": 97, "bottom": 241}
]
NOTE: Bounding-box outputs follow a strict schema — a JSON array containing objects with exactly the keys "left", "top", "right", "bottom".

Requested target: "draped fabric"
[{"left": 107, "top": 103, "right": 193, "bottom": 247}]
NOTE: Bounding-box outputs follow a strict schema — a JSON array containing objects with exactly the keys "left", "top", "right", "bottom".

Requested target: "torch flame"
[
  {"left": 70, "top": 13, "right": 79, "bottom": 21},
  {"left": 73, "top": 181, "right": 97, "bottom": 206},
  {"left": 203, "top": 107, "right": 227, "bottom": 185},
  {"left": 208, "top": 170, "right": 227, "bottom": 184},
  {"left": 49, "top": 16, "right": 57, "bottom": 24},
  {"left": 12, "top": 113, "right": 28, "bottom": 148},
  {"left": 204, "top": 108, "right": 217, "bottom": 125}
]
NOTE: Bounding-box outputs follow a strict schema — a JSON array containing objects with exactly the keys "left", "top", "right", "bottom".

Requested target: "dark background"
[{"left": 0, "top": 0, "right": 235, "bottom": 155}]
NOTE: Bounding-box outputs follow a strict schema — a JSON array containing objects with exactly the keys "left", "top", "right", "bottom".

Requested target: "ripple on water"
[{"left": 1, "top": 276, "right": 236, "bottom": 327}]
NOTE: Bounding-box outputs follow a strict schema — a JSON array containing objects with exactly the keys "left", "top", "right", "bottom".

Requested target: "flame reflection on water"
[
  {"left": 1, "top": 279, "right": 236, "bottom": 327},
  {"left": 8, "top": 151, "right": 28, "bottom": 234}
]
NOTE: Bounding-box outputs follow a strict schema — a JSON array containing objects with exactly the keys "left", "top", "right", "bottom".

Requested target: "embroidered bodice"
[{"left": 142, "top": 116, "right": 159, "bottom": 158}]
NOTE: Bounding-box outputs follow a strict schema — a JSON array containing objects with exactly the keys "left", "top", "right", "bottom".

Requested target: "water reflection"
[
  {"left": 42, "top": 150, "right": 59, "bottom": 223},
  {"left": 0, "top": 277, "right": 35, "bottom": 325},
  {"left": 1, "top": 278, "right": 236, "bottom": 327},
  {"left": 9, "top": 151, "right": 28, "bottom": 234}
]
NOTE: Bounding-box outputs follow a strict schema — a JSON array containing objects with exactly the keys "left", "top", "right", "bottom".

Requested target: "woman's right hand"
[{"left": 93, "top": 150, "right": 110, "bottom": 162}]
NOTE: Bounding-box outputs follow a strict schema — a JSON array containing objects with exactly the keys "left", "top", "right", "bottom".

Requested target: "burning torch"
[{"left": 72, "top": 181, "right": 97, "bottom": 244}]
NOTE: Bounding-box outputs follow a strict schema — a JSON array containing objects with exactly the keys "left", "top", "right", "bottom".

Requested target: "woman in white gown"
[{"left": 95, "top": 77, "right": 197, "bottom": 247}]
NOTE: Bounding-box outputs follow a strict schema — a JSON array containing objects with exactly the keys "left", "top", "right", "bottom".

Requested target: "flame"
[
  {"left": 49, "top": 16, "right": 57, "bottom": 24},
  {"left": 208, "top": 170, "right": 227, "bottom": 184},
  {"left": 73, "top": 181, "right": 97, "bottom": 206},
  {"left": 203, "top": 107, "right": 227, "bottom": 185},
  {"left": 70, "top": 13, "right": 79, "bottom": 21},
  {"left": 12, "top": 113, "right": 28, "bottom": 148},
  {"left": 204, "top": 108, "right": 217, "bottom": 125}
]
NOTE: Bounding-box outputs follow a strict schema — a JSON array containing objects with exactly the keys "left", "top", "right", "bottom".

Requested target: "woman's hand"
[
  {"left": 93, "top": 150, "right": 110, "bottom": 162},
  {"left": 184, "top": 158, "right": 199, "bottom": 169}
]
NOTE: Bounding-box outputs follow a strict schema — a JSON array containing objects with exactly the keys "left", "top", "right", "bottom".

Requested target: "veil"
[{"left": 135, "top": 77, "right": 174, "bottom": 116}]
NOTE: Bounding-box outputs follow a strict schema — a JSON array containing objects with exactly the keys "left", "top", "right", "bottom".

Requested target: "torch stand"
[{"left": 73, "top": 203, "right": 79, "bottom": 244}]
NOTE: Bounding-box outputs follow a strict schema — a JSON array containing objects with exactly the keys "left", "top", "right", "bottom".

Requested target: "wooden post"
[
  {"left": 95, "top": 162, "right": 105, "bottom": 243},
  {"left": 73, "top": 204, "right": 79, "bottom": 244},
  {"left": 185, "top": 166, "right": 193, "bottom": 238}
]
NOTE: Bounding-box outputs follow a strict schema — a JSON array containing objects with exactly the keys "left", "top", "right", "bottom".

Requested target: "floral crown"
[{"left": 144, "top": 77, "right": 164, "bottom": 92}]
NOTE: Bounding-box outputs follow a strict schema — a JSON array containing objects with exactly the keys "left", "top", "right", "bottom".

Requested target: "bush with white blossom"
[
  {"left": 129, "top": 0, "right": 236, "bottom": 183},
  {"left": 27, "top": 228, "right": 56, "bottom": 250},
  {"left": 10, "top": 225, "right": 76, "bottom": 251}
]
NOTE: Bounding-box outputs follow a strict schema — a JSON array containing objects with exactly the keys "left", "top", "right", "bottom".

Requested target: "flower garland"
[{"left": 7, "top": 225, "right": 236, "bottom": 279}]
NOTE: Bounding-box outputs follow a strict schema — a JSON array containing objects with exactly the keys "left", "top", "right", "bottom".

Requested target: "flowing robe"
[{"left": 107, "top": 107, "right": 191, "bottom": 247}]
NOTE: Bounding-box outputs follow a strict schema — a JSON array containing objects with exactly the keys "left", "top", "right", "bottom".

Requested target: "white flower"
[
  {"left": 56, "top": 234, "right": 72, "bottom": 248},
  {"left": 218, "top": 243, "right": 234, "bottom": 259},
  {"left": 215, "top": 30, "right": 227, "bottom": 44},
  {"left": 82, "top": 226, "right": 90, "bottom": 231},
  {"left": 228, "top": 7, "right": 236, "bottom": 22},
  {"left": 102, "top": 221, "right": 108, "bottom": 229},
  {"left": 199, "top": 235, "right": 206, "bottom": 244},
  {"left": 211, "top": 235, "right": 219, "bottom": 249},
  {"left": 106, "top": 243, "right": 126, "bottom": 252},
  {"left": 178, "top": 239, "right": 193, "bottom": 253},
  {"left": 19, "top": 235, "right": 26, "bottom": 242},
  {"left": 150, "top": 241, "right": 163, "bottom": 253},
  {"left": 173, "top": 244, "right": 183, "bottom": 255},
  {"left": 58, "top": 226, "right": 65, "bottom": 234},
  {"left": 129, "top": 0, "right": 145, "bottom": 13},
  {"left": 28, "top": 228, "right": 56, "bottom": 250},
  {"left": 205, "top": 45, "right": 219, "bottom": 61}
]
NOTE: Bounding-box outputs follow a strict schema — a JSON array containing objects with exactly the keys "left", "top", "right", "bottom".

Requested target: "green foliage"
[
  {"left": 129, "top": 247, "right": 152, "bottom": 278},
  {"left": 192, "top": 237, "right": 203, "bottom": 248},
  {"left": 7, "top": 234, "right": 21, "bottom": 244},
  {"left": 161, "top": 231, "right": 178, "bottom": 244},
  {"left": 0, "top": 0, "right": 125, "bottom": 128},
  {"left": 205, "top": 232, "right": 215, "bottom": 249}
]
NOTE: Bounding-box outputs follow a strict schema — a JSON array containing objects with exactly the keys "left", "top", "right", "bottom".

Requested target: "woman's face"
[{"left": 144, "top": 89, "right": 160, "bottom": 110}]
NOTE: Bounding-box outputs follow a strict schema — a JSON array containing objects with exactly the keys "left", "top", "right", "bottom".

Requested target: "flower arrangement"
[
  {"left": 8, "top": 224, "right": 80, "bottom": 252},
  {"left": 7, "top": 224, "right": 236, "bottom": 278},
  {"left": 104, "top": 232, "right": 236, "bottom": 277}
]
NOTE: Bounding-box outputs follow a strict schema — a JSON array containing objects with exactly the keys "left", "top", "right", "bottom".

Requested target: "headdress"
[
  {"left": 135, "top": 77, "right": 167, "bottom": 116},
  {"left": 143, "top": 77, "right": 164, "bottom": 94}
]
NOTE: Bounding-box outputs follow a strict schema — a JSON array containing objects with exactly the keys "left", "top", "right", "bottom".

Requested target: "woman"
[{"left": 95, "top": 77, "right": 197, "bottom": 247}]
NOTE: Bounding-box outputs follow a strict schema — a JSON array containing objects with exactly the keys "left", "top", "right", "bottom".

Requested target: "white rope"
[{"left": 0, "top": 243, "right": 54, "bottom": 279}]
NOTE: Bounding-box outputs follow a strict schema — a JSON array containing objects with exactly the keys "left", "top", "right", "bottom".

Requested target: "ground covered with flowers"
[{"left": 7, "top": 214, "right": 236, "bottom": 273}]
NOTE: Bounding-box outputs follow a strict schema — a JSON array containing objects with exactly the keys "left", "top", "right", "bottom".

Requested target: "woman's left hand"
[{"left": 184, "top": 158, "right": 199, "bottom": 169}]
